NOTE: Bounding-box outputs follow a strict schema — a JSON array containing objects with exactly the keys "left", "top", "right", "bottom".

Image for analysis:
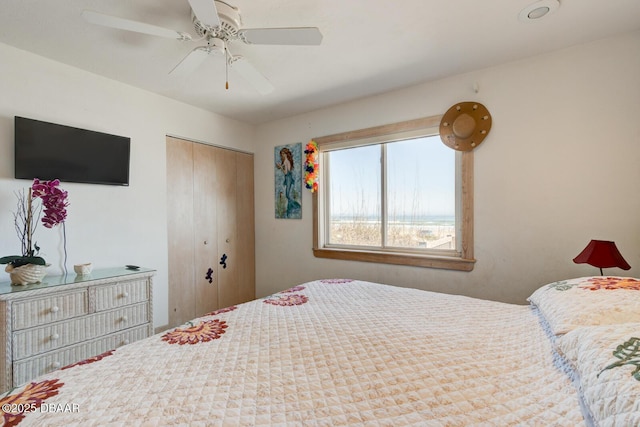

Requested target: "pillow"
[
  {"left": 556, "top": 323, "right": 640, "bottom": 427},
  {"left": 527, "top": 276, "right": 640, "bottom": 336}
]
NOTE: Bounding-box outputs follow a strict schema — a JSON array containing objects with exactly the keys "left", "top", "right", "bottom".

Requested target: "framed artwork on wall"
[{"left": 274, "top": 142, "right": 302, "bottom": 219}]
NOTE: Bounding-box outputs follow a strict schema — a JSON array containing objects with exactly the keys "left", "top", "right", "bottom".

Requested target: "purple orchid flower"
[{"left": 31, "top": 179, "right": 69, "bottom": 228}]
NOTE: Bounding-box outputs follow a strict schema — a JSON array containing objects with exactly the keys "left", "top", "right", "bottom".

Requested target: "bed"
[{"left": 2, "top": 276, "right": 639, "bottom": 426}]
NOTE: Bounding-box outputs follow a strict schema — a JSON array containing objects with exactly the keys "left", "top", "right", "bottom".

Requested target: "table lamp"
[{"left": 573, "top": 239, "right": 631, "bottom": 276}]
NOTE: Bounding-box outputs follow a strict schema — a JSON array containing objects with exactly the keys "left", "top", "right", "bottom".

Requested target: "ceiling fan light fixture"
[
  {"left": 518, "top": 0, "right": 560, "bottom": 22},
  {"left": 207, "top": 38, "right": 226, "bottom": 56}
]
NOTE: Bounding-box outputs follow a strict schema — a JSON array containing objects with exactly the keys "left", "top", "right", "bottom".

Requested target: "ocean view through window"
[
  {"left": 312, "top": 115, "right": 475, "bottom": 271},
  {"left": 327, "top": 136, "right": 456, "bottom": 251}
]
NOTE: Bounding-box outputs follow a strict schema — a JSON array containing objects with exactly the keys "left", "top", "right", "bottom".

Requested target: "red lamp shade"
[{"left": 573, "top": 240, "right": 631, "bottom": 275}]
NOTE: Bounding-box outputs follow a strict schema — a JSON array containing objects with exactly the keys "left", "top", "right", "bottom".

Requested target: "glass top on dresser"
[{"left": 0, "top": 267, "right": 155, "bottom": 295}]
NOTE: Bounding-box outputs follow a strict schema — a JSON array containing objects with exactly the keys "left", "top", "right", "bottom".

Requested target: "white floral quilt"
[{"left": 3, "top": 280, "right": 586, "bottom": 426}]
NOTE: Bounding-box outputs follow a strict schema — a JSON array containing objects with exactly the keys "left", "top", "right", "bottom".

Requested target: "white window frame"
[{"left": 312, "top": 115, "right": 475, "bottom": 271}]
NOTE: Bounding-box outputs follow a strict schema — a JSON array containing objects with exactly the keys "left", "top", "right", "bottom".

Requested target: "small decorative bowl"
[{"left": 74, "top": 263, "right": 93, "bottom": 275}]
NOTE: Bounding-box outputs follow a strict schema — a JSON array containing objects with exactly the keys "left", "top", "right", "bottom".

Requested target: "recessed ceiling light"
[{"left": 518, "top": 0, "right": 560, "bottom": 22}]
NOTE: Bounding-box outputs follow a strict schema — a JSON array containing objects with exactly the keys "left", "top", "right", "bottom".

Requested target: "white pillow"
[
  {"left": 527, "top": 276, "right": 640, "bottom": 336},
  {"left": 556, "top": 323, "right": 640, "bottom": 427}
]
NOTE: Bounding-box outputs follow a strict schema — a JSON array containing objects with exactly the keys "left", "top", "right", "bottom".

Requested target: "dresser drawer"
[
  {"left": 12, "top": 324, "right": 150, "bottom": 388},
  {"left": 12, "top": 290, "right": 89, "bottom": 330},
  {"left": 12, "top": 302, "right": 150, "bottom": 360},
  {"left": 94, "top": 278, "right": 149, "bottom": 311}
]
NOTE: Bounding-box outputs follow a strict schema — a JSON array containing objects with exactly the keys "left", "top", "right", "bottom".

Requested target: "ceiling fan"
[{"left": 82, "top": 0, "right": 323, "bottom": 94}]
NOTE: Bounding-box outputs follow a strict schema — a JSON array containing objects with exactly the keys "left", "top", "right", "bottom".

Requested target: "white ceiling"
[{"left": 0, "top": 0, "right": 639, "bottom": 124}]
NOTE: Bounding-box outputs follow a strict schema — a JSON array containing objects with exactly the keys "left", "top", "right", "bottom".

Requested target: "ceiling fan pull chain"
[{"left": 225, "top": 47, "right": 229, "bottom": 90}]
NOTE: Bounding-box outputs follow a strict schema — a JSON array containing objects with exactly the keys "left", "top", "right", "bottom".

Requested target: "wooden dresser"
[{"left": 0, "top": 267, "right": 154, "bottom": 392}]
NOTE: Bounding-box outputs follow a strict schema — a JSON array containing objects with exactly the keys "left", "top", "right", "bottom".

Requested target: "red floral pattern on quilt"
[
  {"left": 280, "top": 286, "right": 306, "bottom": 293},
  {"left": 581, "top": 277, "right": 640, "bottom": 291},
  {"left": 264, "top": 294, "right": 309, "bottom": 306},
  {"left": 204, "top": 306, "right": 238, "bottom": 317},
  {"left": 162, "top": 319, "right": 228, "bottom": 345},
  {"left": 0, "top": 379, "right": 63, "bottom": 426},
  {"left": 61, "top": 350, "right": 115, "bottom": 371}
]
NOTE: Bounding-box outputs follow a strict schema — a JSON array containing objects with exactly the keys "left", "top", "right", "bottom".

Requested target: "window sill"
[{"left": 312, "top": 247, "right": 475, "bottom": 271}]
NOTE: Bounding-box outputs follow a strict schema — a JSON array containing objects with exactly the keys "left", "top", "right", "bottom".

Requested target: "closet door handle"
[
  {"left": 219, "top": 254, "right": 227, "bottom": 269},
  {"left": 205, "top": 267, "right": 214, "bottom": 284}
]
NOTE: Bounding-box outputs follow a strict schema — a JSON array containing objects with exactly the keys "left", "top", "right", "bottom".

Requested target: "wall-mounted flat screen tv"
[{"left": 14, "top": 116, "right": 131, "bottom": 186}]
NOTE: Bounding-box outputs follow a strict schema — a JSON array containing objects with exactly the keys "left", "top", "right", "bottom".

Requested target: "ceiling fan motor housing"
[{"left": 192, "top": 0, "right": 241, "bottom": 41}]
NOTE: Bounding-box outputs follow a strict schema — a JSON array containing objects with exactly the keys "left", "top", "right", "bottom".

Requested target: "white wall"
[
  {"left": 0, "top": 43, "right": 255, "bottom": 328},
  {"left": 253, "top": 30, "right": 640, "bottom": 304}
]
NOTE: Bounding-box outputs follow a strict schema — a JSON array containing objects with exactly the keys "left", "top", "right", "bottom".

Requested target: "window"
[{"left": 312, "top": 115, "right": 475, "bottom": 271}]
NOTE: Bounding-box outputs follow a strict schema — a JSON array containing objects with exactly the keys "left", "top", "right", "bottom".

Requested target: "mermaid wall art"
[{"left": 274, "top": 143, "right": 302, "bottom": 219}]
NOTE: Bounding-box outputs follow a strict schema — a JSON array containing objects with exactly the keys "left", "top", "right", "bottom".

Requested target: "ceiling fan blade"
[
  {"left": 188, "top": 0, "right": 221, "bottom": 28},
  {"left": 170, "top": 47, "right": 210, "bottom": 76},
  {"left": 81, "top": 10, "right": 191, "bottom": 40},
  {"left": 230, "top": 56, "right": 274, "bottom": 95},
  {"left": 238, "top": 27, "right": 323, "bottom": 45}
]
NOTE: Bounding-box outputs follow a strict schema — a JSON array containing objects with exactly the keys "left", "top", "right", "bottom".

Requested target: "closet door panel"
[
  {"left": 193, "top": 143, "right": 220, "bottom": 317},
  {"left": 166, "top": 137, "right": 195, "bottom": 327},
  {"left": 216, "top": 148, "right": 239, "bottom": 309},
  {"left": 236, "top": 152, "right": 256, "bottom": 304}
]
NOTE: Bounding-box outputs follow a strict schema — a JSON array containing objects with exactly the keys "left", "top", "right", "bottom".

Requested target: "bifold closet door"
[{"left": 167, "top": 136, "right": 255, "bottom": 329}]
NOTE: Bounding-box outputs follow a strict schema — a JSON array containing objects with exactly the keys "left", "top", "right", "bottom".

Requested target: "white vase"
[{"left": 5, "top": 263, "right": 49, "bottom": 286}]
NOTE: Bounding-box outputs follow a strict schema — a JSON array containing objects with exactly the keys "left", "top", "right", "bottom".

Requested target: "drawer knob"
[
  {"left": 121, "top": 316, "right": 128, "bottom": 322},
  {"left": 122, "top": 292, "right": 129, "bottom": 298},
  {"left": 52, "top": 361, "right": 61, "bottom": 369},
  {"left": 50, "top": 306, "right": 59, "bottom": 313},
  {"left": 122, "top": 339, "right": 130, "bottom": 345},
  {"left": 50, "top": 333, "right": 60, "bottom": 341}
]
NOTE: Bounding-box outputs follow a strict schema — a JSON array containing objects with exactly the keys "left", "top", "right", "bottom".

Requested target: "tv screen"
[{"left": 14, "top": 116, "right": 131, "bottom": 186}]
